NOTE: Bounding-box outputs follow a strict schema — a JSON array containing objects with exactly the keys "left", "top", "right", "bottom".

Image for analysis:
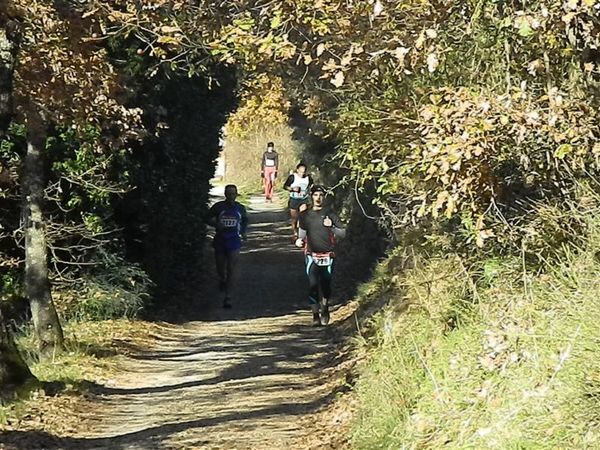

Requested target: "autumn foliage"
[
  {"left": 2, "top": 1, "right": 598, "bottom": 332},
  {"left": 79, "top": 0, "right": 600, "bottom": 253}
]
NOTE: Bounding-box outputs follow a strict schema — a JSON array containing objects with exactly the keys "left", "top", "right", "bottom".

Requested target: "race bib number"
[
  {"left": 313, "top": 254, "right": 332, "bottom": 266},
  {"left": 265, "top": 159, "right": 275, "bottom": 166},
  {"left": 220, "top": 217, "right": 237, "bottom": 227},
  {"left": 290, "top": 188, "right": 307, "bottom": 199}
]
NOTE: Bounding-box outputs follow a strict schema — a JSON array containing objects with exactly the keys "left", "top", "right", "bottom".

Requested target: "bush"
[{"left": 55, "top": 248, "right": 153, "bottom": 321}]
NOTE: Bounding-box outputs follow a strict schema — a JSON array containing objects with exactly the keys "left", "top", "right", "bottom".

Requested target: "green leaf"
[
  {"left": 554, "top": 144, "right": 573, "bottom": 159},
  {"left": 518, "top": 22, "right": 533, "bottom": 37},
  {"left": 270, "top": 13, "right": 282, "bottom": 29},
  {"left": 234, "top": 17, "right": 255, "bottom": 32}
]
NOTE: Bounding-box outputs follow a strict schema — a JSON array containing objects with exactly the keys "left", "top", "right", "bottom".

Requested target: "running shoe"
[{"left": 312, "top": 312, "right": 321, "bottom": 327}]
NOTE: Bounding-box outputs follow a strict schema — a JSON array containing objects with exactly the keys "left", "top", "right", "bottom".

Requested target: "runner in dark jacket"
[{"left": 296, "top": 185, "right": 345, "bottom": 326}]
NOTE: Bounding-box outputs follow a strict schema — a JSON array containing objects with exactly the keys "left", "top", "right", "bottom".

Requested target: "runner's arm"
[
  {"left": 296, "top": 224, "right": 307, "bottom": 247},
  {"left": 297, "top": 227, "right": 307, "bottom": 240},
  {"left": 297, "top": 214, "right": 307, "bottom": 240},
  {"left": 206, "top": 204, "right": 218, "bottom": 228},
  {"left": 240, "top": 205, "right": 249, "bottom": 237},
  {"left": 283, "top": 174, "right": 295, "bottom": 191},
  {"left": 330, "top": 214, "right": 346, "bottom": 239}
]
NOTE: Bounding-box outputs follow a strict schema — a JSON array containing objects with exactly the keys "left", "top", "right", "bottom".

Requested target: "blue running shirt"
[{"left": 209, "top": 201, "right": 248, "bottom": 252}]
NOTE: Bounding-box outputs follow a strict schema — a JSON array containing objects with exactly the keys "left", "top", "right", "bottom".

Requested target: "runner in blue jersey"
[{"left": 207, "top": 184, "right": 248, "bottom": 308}]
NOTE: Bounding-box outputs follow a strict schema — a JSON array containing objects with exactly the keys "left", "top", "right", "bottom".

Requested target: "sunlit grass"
[{"left": 350, "top": 220, "right": 600, "bottom": 449}]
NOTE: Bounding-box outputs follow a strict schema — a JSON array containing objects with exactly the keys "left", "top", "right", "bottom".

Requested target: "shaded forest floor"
[{"left": 0, "top": 189, "right": 359, "bottom": 450}]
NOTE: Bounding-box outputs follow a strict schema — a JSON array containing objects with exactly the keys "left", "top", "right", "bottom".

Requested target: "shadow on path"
[
  {"left": 0, "top": 384, "right": 349, "bottom": 450},
  {"left": 86, "top": 323, "right": 338, "bottom": 397},
  {"left": 0, "top": 193, "right": 353, "bottom": 450}
]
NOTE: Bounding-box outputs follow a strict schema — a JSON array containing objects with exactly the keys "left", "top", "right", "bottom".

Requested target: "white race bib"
[
  {"left": 290, "top": 174, "right": 309, "bottom": 199},
  {"left": 220, "top": 218, "right": 237, "bottom": 227},
  {"left": 313, "top": 254, "right": 332, "bottom": 266}
]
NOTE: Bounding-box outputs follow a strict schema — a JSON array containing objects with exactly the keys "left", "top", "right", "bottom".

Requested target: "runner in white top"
[{"left": 283, "top": 162, "right": 314, "bottom": 241}]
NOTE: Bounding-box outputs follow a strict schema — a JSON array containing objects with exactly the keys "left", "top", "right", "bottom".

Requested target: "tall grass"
[
  {"left": 351, "top": 213, "right": 600, "bottom": 448},
  {"left": 222, "top": 123, "right": 305, "bottom": 192}
]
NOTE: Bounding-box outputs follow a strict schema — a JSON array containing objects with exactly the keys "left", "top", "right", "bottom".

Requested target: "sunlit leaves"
[
  {"left": 10, "top": 0, "right": 600, "bottom": 251},
  {"left": 426, "top": 53, "right": 439, "bottom": 73},
  {"left": 554, "top": 144, "right": 574, "bottom": 159},
  {"left": 225, "top": 74, "right": 290, "bottom": 139},
  {"left": 514, "top": 15, "right": 536, "bottom": 37},
  {"left": 270, "top": 11, "right": 283, "bottom": 30},
  {"left": 331, "top": 71, "right": 345, "bottom": 87},
  {"left": 316, "top": 43, "right": 326, "bottom": 57},
  {"left": 12, "top": 0, "right": 142, "bottom": 146}
]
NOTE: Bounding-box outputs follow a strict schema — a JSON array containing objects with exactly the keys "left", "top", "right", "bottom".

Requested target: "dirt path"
[{"left": 11, "top": 190, "right": 349, "bottom": 450}]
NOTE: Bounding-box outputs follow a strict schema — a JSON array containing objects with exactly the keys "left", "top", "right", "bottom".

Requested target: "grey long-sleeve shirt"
[{"left": 261, "top": 151, "right": 279, "bottom": 171}]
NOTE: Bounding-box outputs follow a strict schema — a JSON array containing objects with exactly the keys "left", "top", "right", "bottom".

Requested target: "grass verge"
[{"left": 350, "top": 231, "right": 600, "bottom": 448}]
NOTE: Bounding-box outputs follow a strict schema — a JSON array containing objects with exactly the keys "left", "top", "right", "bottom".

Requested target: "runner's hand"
[
  {"left": 261, "top": 172, "right": 264, "bottom": 178},
  {"left": 323, "top": 216, "right": 333, "bottom": 227},
  {"left": 295, "top": 238, "right": 304, "bottom": 248}
]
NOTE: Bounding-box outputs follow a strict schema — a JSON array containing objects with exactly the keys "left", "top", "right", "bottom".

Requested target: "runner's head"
[
  {"left": 267, "top": 142, "right": 275, "bottom": 151},
  {"left": 295, "top": 162, "right": 307, "bottom": 176},
  {"left": 310, "top": 185, "right": 326, "bottom": 208},
  {"left": 224, "top": 184, "right": 238, "bottom": 204}
]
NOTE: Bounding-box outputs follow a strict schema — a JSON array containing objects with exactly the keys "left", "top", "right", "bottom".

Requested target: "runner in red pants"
[{"left": 261, "top": 142, "right": 279, "bottom": 202}]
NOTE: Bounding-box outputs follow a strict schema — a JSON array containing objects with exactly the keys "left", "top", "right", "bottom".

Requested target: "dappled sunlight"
[
  {"left": 0, "top": 178, "right": 357, "bottom": 450},
  {"left": 0, "top": 193, "right": 347, "bottom": 450}
]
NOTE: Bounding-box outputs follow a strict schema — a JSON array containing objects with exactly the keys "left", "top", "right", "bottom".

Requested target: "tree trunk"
[
  {"left": 0, "top": 20, "right": 37, "bottom": 391},
  {"left": 23, "top": 112, "right": 65, "bottom": 359},
  {"left": 0, "top": 24, "right": 14, "bottom": 132}
]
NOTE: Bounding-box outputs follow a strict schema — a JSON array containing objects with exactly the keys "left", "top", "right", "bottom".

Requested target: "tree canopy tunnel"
[{"left": 112, "top": 66, "right": 238, "bottom": 308}]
